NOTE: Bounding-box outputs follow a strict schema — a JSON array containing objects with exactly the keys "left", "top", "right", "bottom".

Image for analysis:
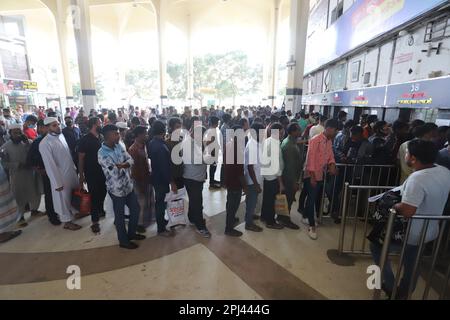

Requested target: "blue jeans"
[
  {"left": 245, "top": 184, "right": 259, "bottom": 225},
  {"left": 304, "top": 178, "right": 323, "bottom": 227},
  {"left": 370, "top": 242, "right": 420, "bottom": 296},
  {"left": 109, "top": 191, "right": 140, "bottom": 246}
]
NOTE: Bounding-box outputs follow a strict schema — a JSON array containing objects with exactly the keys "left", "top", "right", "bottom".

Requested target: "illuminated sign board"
[
  {"left": 385, "top": 77, "right": 450, "bottom": 108},
  {"left": 2, "top": 79, "right": 38, "bottom": 92}
]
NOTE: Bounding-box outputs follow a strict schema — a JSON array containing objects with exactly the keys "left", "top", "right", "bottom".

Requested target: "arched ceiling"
[{"left": 0, "top": 0, "right": 291, "bottom": 37}]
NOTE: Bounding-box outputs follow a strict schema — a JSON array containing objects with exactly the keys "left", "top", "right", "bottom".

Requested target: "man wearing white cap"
[
  {"left": 116, "top": 121, "right": 128, "bottom": 150},
  {"left": 39, "top": 117, "right": 81, "bottom": 230},
  {"left": 0, "top": 123, "right": 43, "bottom": 227}
]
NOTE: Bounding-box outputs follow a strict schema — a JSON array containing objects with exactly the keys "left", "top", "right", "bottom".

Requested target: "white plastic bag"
[{"left": 164, "top": 188, "right": 188, "bottom": 227}]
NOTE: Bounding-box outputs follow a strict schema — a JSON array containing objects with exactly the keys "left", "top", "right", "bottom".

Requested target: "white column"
[
  {"left": 186, "top": 13, "right": 194, "bottom": 106},
  {"left": 269, "top": 0, "right": 280, "bottom": 107},
  {"left": 54, "top": 0, "right": 73, "bottom": 109},
  {"left": 70, "top": 0, "right": 96, "bottom": 113},
  {"left": 285, "top": 0, "right": 309, "bottom": 114},
  {"left": 155, "top": 1, "right": 168, "bottom": 108}
]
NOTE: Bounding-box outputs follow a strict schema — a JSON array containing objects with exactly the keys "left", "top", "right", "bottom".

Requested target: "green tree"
[
  {"left": 125, "top": 68, "right": 158, "bottom": 100},
  {"left": 193, "top": 51, "right": 263, "bottom": 106},
  {"left": 167, "top": 62, "right": 187, "bottom": 100}
]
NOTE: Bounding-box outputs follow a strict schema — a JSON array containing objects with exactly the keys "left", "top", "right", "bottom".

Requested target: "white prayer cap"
[
  {"left": 9, "top": 123, "right": 22, "bottom": 130},
  {"left": 44, "top": 117, "right": 58, "bottom": 126},
  {"left": 116, "top": 122, "right": 128, "bottom": 129}
]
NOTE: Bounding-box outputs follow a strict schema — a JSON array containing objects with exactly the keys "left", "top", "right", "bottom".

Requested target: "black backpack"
[{"left": 367, "top": 190, "right": 407, "bottom": 246}]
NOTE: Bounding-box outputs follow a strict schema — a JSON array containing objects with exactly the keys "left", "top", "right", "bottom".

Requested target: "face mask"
[{"left": 28, "top": 124, "right": 36, "bottom": 129}]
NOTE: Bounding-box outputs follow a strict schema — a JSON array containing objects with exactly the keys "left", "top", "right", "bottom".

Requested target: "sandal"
[
  {"left": 18, "top": 218, "right": 28, "bottom": 228},
  {"left": 0, "top": 230, "right": 22, "bottom": 243},
  {"left": 63, "top": 222, "right": 82, "bottom": 231},
  {"left": 31, "top": 210, "right": 46, "bottom": 217}
]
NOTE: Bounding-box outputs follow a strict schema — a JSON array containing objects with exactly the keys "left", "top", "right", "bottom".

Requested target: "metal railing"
[
  {"left": 338, "top": 183, "right": 396, "bottom": 255},
  {"left": 318, "top": 164, "right": 399, "bottom": 223},
  {"left": 375, "top": 211, "right": 450, "bottom": 300}
]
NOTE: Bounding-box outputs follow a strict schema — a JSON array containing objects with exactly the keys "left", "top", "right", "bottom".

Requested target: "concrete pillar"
[
  {"left": 70, "top": 0, "right": 96, "bottom": 113},
  {"left": 186, "top": 13, "right": 194, "bottom": 106},
  {"left": 264, "top": 0, "right": 281, "bottom": 108},
  {"left": 42, "top": 0, "right": 73, "bottom": 109},
  {"left": 285, "top": 0, "right": 309, "bottom": 114},
  {"left": 154, "top": 0, "right": 168, "bottom": 108}
]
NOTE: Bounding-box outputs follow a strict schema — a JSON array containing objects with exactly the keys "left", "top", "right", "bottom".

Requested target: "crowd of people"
[{"left": 0, "top": 104, "right": 449, "bottom": 261}]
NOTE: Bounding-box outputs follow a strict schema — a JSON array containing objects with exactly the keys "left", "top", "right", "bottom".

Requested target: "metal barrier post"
[
  {"left": 373, "top": 209, "right": 396, "bottom": 300},
  {"left": 423, "top": 220, "right": 447, "bottom": 299},
  {"left": 338, "top": 183, "right": 349, "bottom": 255},
  {"left": 407, "top": 220, "right": 430, "bottom": 300}
]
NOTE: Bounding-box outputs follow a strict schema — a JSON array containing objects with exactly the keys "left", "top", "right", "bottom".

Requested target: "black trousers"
[
  {"left": 42, "top": 174, "right": 58, "bottom": 222},
  {"left": 209, "top": 164, "right": 217, "bottom": 185},
  {"left": 297, "top": 184, "right": 308, "bottom": 217},
  {"left": 154, "top": 184, "right": 169, "bottom": 233},
  {"left": 184, "top": 178, "right": 206, "bottom": 230},
  {"left": 226, "top": 188, "right": 242, "bottom": 231},
  {"left": 86, "top": 174, "right": 107, "bottom": 223},
  {"left": 261, "top": 179, "right": 279, "bottom": 224}
]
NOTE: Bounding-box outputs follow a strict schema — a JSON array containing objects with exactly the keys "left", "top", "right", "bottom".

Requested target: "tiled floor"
[{"left": 0, "top": 186, "right": 440, "bottom": 299}]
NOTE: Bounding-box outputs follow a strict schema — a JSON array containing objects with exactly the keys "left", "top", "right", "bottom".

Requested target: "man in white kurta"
[{"left": 39, "top": 117, "right": 81, "bottom": 230}]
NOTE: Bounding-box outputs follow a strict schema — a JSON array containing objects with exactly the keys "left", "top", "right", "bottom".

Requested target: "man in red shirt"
[{"left": 23, "top": 115, "right": 38, "bottom": 140}]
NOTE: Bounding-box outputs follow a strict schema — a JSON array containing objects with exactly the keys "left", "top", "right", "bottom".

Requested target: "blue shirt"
[
  {"left": 98, "top": 143, "right": 134, "bottom": 197},
  {"left": 147, "top": 136, "right": 171, "bottom": 187}
]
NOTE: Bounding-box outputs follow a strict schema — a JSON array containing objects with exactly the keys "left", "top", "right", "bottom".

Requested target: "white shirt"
[
  {"left": 261, "top": 137, "right": 284, "bottom": 181},
  {"left": 401, "top": 165, "right": 450, "bottom": 245},
  {"left": 244, "top": 138, "right": 263, "bottom": 186}
]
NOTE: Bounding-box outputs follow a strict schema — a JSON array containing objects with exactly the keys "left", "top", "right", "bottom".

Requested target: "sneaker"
[
  {"left": 245, "top": 223, "right": 263, "bottom": 232},
  {"left": 225, "top": 229, "right": 243, "bottom": 237},
  {"left": 302, "top": 218, "right": 318, "bottom": 227},
  {"left": 91, "top": 223, "right": 101, "bottom": 234},
  {"left": 265, "top": 222, "right": 284, "bottom": 230},
  {"left": 136, "top": 225, "right": 146, "bottom": 234},
  {"left": 129, "top": 234, "right": 146, "bottom": 241},
  {"left": 119, "top": 242, "right": 139, "bottom": 250},
  {"left": 197, "top": 228, "right": 211, "bottom": 238},
  {"left": 308, "top": 227, "right": 318, "bottom": 240}
]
